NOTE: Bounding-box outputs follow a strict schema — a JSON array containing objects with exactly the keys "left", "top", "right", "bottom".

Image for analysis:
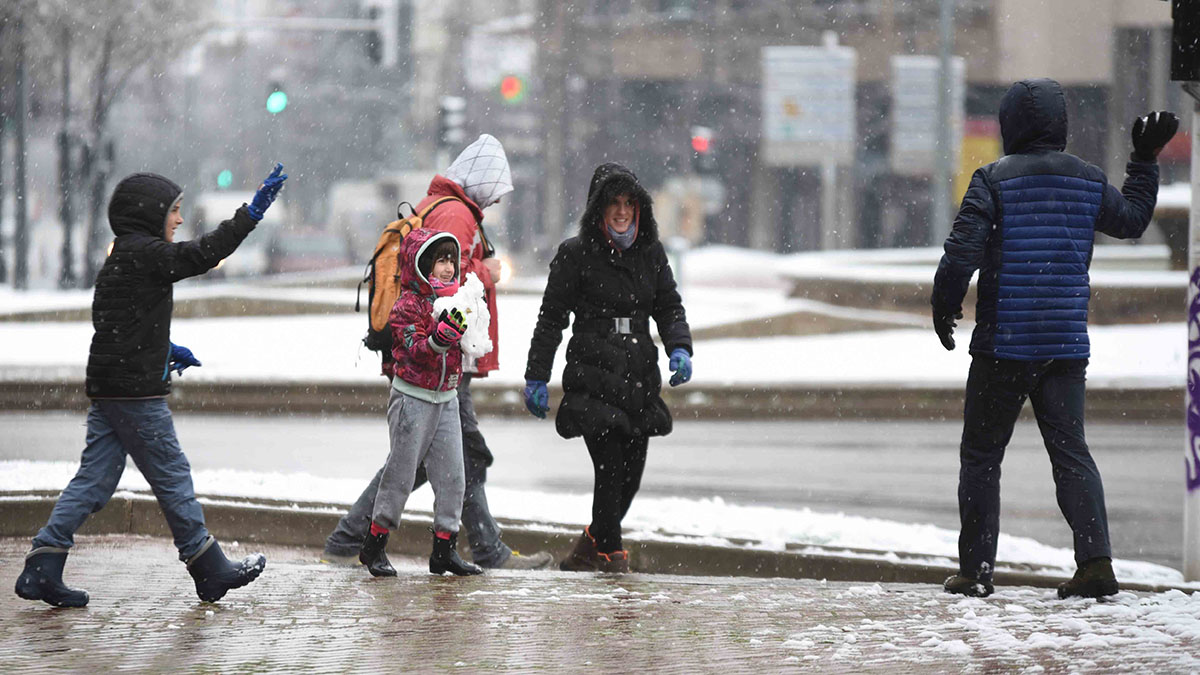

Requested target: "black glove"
[
  {"left": 1131, "top": 111, "right": 1179, "bottom": 162},
  {"left": 933, "top": 311, "right": 962, "bottom": 351}
]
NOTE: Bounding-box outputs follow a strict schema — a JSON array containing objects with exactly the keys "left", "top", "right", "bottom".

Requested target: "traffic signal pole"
[{"left": 212, "top": 6, "right": 399, "bottom": 67}]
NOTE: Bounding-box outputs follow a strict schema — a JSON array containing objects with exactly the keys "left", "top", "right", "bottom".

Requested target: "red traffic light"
[
  {"left": 691, "top": 135, "right": 710, "bottom": 153},
  {"left": 500, "top": 75, "right": 526, "bottom": 103}
]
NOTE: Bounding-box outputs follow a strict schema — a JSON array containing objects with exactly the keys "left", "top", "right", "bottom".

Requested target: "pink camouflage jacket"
[{"left": 386, "top": 228, "right": 464, "bottom": 394}]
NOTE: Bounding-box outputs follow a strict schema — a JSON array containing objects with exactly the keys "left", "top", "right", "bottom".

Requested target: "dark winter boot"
[
  {"left": 559, "top": 527, "right": 602, "bottom": 572},
  {"left": 359, "top": 530, "right": 397, "bottom": 578},
  {"left": 596, "top": 549, "right": 631, "bottom": 574},
  {"left": 186, "top": 536, "right": 267, "bottom": 603},
  {"left": 429, "top": 531, "right": 483, "bottom": 576},
  {"left": 943, "top": 574, "right": 994, "bottom": 598},
  {"left": 1058, "top": 557, "right": 1119, "bottom": 599},
  {"left": 14, "top": 547, "right": 89, "bottom": 608}
]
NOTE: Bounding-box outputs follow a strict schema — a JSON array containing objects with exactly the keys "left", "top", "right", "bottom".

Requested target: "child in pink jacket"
[{"left": 358, "top": 228, "right": 482, "bottom": 578}]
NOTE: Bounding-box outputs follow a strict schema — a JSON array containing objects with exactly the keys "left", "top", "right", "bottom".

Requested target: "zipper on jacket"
[{"left": 438, "top": 352, "right": 447, "bottom": 390}]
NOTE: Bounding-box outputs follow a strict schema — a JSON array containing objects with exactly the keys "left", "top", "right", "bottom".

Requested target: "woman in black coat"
[{"left": 523, "top": 163, "right": 693, "bottom": 573}]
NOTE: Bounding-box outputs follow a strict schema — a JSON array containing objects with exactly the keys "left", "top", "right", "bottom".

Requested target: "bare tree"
[{"left": 27, "top": 0, "right": 198, "bottom": 285}]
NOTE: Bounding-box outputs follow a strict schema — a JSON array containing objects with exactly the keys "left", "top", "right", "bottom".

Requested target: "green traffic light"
[
  {"left": 217, "top": 170, "right": 233, "bottom": 189},
  {"left": 266, "top": 90, "right": 288, "bottom": 114}
]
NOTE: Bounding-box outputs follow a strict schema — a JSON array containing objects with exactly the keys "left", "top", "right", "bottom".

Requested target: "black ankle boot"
[
  {"left": 559, "top": 527, "right": 601, "bottom": 572},
  {"left": 1058, "top": 557, "right": 1119, "bottom": 599},
  {"left": 359, "top": 530, "right": 397, "bottom": 577},
  {"left": 14, "top": 547, "right": 89, "bottom": 608},
  {"left": 943, "top": 574, "right": 994, "bottom": 598},
  {"left": 429, "top": 531, "right": 482, "bottom": 576},
  {"left": 186, "top": 536, "right": 267, "bottom": 603}
]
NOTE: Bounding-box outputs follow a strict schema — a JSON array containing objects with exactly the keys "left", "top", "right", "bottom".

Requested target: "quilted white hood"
[{"left": 444, "top": 134, "right": 514, "bottom": 208}]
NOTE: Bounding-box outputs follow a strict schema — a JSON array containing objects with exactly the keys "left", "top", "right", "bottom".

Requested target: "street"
[{"left": 2, "top": 412, "right": 1185, "bottom": 570}]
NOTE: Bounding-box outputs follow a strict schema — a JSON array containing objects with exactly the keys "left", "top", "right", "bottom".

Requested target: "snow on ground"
[
  {"left": 777, "top": 243, "right": 1186, "bottom": 288},
  {"left": 0, "top": 295, "right": 1185, "bottom": 388},
  {"left": 0, "top": 243, "right": 1184, "bottom": 388},
  {"left": 759, "top": 585, "right": 1200, "bottom": 669},
  {"left": 1, "top": 459, "right": 1193, "bottom": 589},
  {"left": 864, "top": 587, "right": 1200, "bottom": 670}
]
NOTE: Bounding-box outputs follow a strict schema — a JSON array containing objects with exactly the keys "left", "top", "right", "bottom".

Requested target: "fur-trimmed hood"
[{"left": 578, "top": 163, "right": 658, "bottom": 250}]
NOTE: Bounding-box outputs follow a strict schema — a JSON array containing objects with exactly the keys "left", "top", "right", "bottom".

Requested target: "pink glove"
[{"left": 431, "top": 309, "right": 467, "bottom": 349}]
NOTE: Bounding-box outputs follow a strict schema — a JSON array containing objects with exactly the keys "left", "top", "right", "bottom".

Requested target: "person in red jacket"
[{"left": 325, "top": 134, "right": 552, "bottom": 570}]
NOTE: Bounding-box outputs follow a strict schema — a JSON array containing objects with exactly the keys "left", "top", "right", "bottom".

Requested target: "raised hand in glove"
[
  {"left": 668, "top": 348, "right": 692, "bottom": 387},
  {"left": 933, "top": 311, "right": 963, "bottom": 351},
  {"left": 169, "top": 342, "right": 202, "bottom": 375},
  {"left": 246, "top": 163, "right": 288, "bottom": 221},
  {"left": 1132, "top": 111, "right": 1180, "bottom": 162},
  {"left": 523, "top": 380, "right": 549, "bottom": 419},
  {"left": 430, "top": 309, "right": 467, "bottom": 351}
]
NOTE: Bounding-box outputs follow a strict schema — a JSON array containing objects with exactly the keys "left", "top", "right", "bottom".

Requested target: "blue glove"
[
  {"left": 523, "top": 380, "right": 549, "bottom": 419},
  {"left": 169, "top": 342, "right": 202, "bottom": 376},
  {"left": 246, "top": 163, "right": 287, "bottom": 221},
  {"left": 668, "top": 348, "right": 692, "bottom": 387}
]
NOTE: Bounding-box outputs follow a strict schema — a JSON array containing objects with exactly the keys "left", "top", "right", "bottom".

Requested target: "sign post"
[
  {"left": 761, "top": 36, "right": 856, "bottom": 249},
  {"left": 889, "top": 55, "right": 965, "bottom": 177}
]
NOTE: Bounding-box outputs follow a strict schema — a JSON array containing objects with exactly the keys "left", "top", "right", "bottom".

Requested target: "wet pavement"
[
  {"left": 5, "top": 413, "right": 1185, "bottom": 570},
  {"left": 3, "top": 535, "right": 1198, "bottom": 673}
]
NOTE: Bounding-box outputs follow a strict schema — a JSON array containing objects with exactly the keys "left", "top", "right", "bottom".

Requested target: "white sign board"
[
  {"left": 889, "top": 55, "right": 966, "bottom": 176},
  {"left": 761, "top": 45, "right": 857, "bottom": 166}
]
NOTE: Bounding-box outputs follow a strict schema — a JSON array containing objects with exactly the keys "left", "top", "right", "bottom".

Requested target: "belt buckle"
[{"left": 613, "top": 317, "right": 632, "bottom": 334}]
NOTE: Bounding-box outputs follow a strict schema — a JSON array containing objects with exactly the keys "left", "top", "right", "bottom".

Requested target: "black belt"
[{"left": 573, "top": 317, "right": 650, "bottom": 335}]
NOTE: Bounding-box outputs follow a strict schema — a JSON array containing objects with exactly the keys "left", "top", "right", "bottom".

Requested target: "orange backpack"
[{"left": 356, "top": 196, "right": 461, "bottom": 352}]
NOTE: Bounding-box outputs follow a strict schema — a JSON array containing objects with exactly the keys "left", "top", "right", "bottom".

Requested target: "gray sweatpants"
[{"left": 371, "top": 388, "right": 464, "bottom": 534}]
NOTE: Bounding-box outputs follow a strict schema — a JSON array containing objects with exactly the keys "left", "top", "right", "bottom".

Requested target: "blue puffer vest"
[
  {"left": 932, "top": 78, "right": 1159, "bottom": 362},
  {"left": 991, "top": 173, "right": 1101, "bottom": 359}
]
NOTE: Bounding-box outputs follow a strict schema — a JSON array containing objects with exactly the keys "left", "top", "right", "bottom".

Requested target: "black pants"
[
  {"left": 957, "top": 356, "right": 1111, "bottom": 582},
  {"left": 584, "top": 430, "right": 649, "bottom": 553}
]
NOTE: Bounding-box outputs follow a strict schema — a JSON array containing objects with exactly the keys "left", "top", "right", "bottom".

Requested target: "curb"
[
  {"left": 0, "top": 379, "right": 1184, "bottom": 421},
  {"left": 1, "top": 492, "right": 1188, "bottom": 593}
]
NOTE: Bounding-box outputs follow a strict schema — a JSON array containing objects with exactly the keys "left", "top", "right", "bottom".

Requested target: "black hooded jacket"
[
  {"left": 931, "top": 78, "right": 1159, "bottom": 360},
  {"left": 86, "top": 173, "right": 257, "bottom": 398},
  {"left": 525, "top": 163, "right": 692, "bottom": 439}
]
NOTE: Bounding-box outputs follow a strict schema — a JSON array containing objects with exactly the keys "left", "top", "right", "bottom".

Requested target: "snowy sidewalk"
[{"left": 2, "top": 535, "right": 1198, "bottom": 673}]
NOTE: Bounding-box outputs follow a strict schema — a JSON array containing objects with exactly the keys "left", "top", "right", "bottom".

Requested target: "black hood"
[
  {"left": 578, "top": 162, "right": 658, "bottom": 248},
  {"left": 999, "top": 78, "right": 1068, "bottom": 155},
  {"left": 107, "top": 173, "right": 183, "bottom": 238}
]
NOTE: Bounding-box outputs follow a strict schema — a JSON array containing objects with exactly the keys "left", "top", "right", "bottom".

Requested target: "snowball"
[{"left": 432, "top": 272, "right": 493, "bottom": 360}]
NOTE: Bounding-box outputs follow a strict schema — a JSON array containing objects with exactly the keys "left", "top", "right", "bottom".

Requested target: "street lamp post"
[{"left": 931, "top": 0, "right": 955, "bottom": 244}]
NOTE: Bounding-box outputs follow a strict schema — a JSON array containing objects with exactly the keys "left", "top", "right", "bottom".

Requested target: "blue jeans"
[
  {"left": 33, "top": 399, "right": 210, "bottom": 561},
  {"left": 957, "top": 356, "right": 1111, "bottom": 582},
  {"left": 325, "top": 376, "right": 512, "bottom": 567}
]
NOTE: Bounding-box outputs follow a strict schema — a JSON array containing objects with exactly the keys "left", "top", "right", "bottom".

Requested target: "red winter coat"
[
  {"left": 387, "top": 228, "right": 464, "bottom": 393},
  {"left": 416, "top": 176, "right": 500, "bottom": 376}
]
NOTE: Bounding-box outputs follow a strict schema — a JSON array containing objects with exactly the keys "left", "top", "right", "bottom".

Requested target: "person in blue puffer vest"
[{"left": 931, "top": 78, "right": 1177, "bottom": 600}]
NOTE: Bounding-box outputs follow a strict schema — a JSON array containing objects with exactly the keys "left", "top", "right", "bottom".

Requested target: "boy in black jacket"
[
  {"left": 14, "top": 164, "right": 286, "bottom": 607},
  {"left": 932, "top": 78, "right": 1176, "bottom": 599}
]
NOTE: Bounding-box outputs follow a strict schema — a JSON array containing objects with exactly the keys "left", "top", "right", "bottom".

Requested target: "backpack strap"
[
  {"left": 421, "top": 195, "right": 497, "bottom": 258},
  {"left": 418, "top": 196, "right": 462, "bottom": 219}
]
